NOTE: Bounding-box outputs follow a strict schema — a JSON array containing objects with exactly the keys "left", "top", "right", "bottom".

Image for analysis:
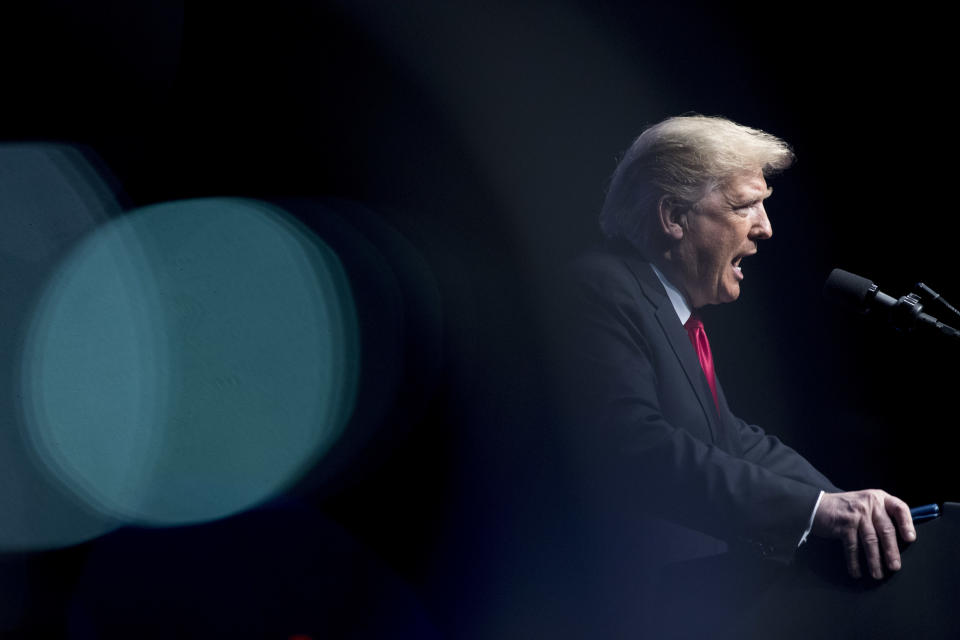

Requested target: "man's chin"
[
  {"left": 719, "top": 284, "right": 741, "bottom": 304},
  {"left": 693, "top": 284, "right": 739, "bottom": 307}
]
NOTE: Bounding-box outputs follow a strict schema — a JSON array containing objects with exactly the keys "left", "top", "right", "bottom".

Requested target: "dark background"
[{"left": 2, "top": 1, "right": 956, "bottom": 637}]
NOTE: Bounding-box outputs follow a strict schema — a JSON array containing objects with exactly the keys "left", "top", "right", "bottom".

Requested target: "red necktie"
[{"left": 684, "top": 314, "right": 719, "bottom": 412}]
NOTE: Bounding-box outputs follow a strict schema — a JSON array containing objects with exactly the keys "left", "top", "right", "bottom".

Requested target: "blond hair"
[{"left": 599, "top": 115, "right": 794, "bottom": 249}]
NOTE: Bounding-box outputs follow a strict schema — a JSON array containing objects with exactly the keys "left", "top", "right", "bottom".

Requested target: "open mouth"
[
  {"left": 730, "top": 251, "right": 756, "bottom": 281},
  {"left": 731, "top": 255, "right": 745, "bottom": 280}
]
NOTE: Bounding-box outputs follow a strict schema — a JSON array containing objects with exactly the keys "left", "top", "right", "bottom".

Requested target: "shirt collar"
[{"left": 649, "top": 262, "right": 693, "bottom": 324}]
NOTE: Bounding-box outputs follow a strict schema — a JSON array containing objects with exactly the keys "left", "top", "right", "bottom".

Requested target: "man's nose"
[{"left": 751, "top": 205, "right": 773, "bottom": 240}]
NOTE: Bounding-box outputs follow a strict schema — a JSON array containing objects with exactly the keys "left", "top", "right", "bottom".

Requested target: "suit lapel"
[{"left": 619, "top": 253, "right": 723, "bottom": 444}]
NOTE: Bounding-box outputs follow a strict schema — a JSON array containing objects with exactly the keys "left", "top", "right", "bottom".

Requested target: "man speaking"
[{"left": 562, "top": 115, "right": 917, "bottom": 630}]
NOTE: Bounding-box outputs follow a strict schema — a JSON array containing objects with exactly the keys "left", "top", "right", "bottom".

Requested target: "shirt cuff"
[{"left": 797, "top": 490, "right": 825, "bottom": 547}]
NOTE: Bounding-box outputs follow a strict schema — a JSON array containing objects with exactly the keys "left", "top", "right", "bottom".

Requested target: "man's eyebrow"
[{"left": 730, "top": 186, "right": 773, "bottom": 206}]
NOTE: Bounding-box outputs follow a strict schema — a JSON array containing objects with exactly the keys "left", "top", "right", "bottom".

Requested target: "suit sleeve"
[
  {"left": 732, "top": 414, "right": 842, "bottom": 494},
  {"left": 562, "top": 258, "right": 831, "bottom": 561}
]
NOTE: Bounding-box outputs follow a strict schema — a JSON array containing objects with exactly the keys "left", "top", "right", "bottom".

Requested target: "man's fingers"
[
  {"left": 886, "top": 496, "right": 917, "bottom": 542},
  {"left": 874, "top": 512, "right": 901, "bottom": 572},
  {"left": 859, "top": 520, "right": 883, "bottom": 580},
  {"left": 815, "top": 490, "right": 915, "bottom": 580},
  {"left": 843, "top": 531, "right": 861, "bottom": 579}
]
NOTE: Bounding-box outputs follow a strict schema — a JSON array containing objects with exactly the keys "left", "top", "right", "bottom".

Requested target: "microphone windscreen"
[{"left": 823, "top": 268, "right": 875, "bottom": 312}]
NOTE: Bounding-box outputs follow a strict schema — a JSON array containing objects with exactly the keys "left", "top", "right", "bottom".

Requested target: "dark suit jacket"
[{"left": 562, "top": 244, "right": 841, "bottom": 565}]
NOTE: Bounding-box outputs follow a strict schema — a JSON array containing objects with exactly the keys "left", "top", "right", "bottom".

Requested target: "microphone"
[
  {"left": 823, "top": 268, "right": 896, "bottom": 314},
  {"left": 823, "top": 268, "right": 960, "bottom": 338}
]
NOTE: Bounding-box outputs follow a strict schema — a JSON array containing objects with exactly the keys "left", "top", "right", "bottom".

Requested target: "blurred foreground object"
[
  {"left": 19, "top": 198, "right": 360, "bottom": 527},
  {"left": 0, "top": 143, "right": 124, "bottom": 550}
]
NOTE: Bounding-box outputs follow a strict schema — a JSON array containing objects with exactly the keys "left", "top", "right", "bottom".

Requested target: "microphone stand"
[
  {"left": 917, "top": 282, "right": 960, "bottom": 323},
  {"left": 899, "top": 285, "right": 960, "bottom": 340}
]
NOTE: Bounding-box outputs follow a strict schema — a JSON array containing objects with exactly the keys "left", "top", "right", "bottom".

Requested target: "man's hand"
[{"left": 812, "top": 490, "right": 916, "bottom": 580}]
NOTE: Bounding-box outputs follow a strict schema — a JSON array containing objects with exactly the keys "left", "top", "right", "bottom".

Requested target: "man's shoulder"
[
  {"left": 569, "top": 242, "right": 641, "bottom": 279},
  {"left": 566, "top": 245, "right": 660, "bottom": 304},
  {"left": 570, "top": 247, "right": 634, "bottom": 272}
]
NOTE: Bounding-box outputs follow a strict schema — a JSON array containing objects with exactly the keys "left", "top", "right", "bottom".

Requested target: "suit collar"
[
  {"left": 604, "top": 240, "right": 672, "bottom": 310},
  {"left": 649, "top": 263, "right": 692, "bottom": 325}
]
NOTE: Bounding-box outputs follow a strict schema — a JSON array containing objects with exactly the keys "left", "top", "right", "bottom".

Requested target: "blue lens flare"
[
  {"left": 0, "top": 143, "right": 123, "bottom": 551},
  {"left": 19, "top": 198, "right": 359, "bottom": 527}
]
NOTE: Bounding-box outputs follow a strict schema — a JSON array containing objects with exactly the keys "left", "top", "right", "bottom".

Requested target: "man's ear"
[{"left": 657, "top": 195, "right": 686, "bottom": 241}]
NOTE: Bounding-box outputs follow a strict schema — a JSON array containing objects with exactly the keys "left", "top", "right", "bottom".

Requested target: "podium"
[{"left": 655, "top": 503, "right": 960, "bottom": 639}]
